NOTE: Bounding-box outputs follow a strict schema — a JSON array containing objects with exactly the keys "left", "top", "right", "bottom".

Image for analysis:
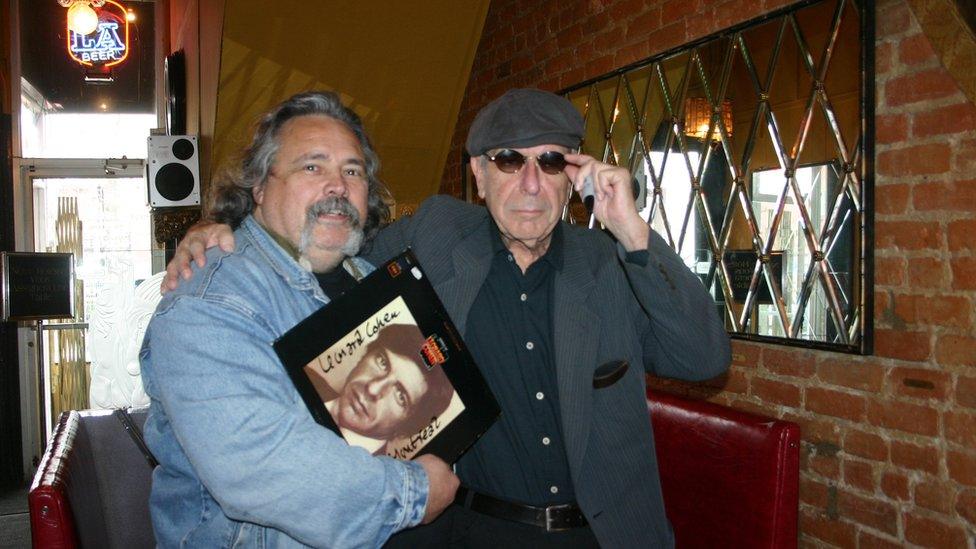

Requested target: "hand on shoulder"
[{"left": 161, "top": 221, "right": 237, "bottom": 293}]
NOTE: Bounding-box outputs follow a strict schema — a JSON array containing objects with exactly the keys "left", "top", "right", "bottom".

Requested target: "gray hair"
[{"left": 208, "top": 91, "right": 391, "bottom": 242}]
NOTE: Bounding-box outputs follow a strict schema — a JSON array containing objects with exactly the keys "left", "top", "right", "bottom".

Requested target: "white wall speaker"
[{"left": 147, "top": 135, "right": 200, "bottom": 208}]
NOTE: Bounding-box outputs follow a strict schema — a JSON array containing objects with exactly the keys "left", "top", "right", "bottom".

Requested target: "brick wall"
[{"left": 443, "top": 0, "right": 976, "bottom": 546}]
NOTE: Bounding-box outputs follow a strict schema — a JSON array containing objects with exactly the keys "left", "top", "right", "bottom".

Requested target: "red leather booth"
[
  {"left": 28, "top": 409, "right": 155, "bottom": 549},
  {"left": 648, "top": 388, "right": 801, "bottom": 548},
  {"left": 29, "top": 393, "right": 800, "bottom": 548}
]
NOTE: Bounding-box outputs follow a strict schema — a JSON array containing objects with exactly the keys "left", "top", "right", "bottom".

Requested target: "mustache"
[
  {"left": 299, "top": 196, "right": 366, "bottom": 260},
  {"left": 305, "top": 197, "right": 362, "bottom": 227}
]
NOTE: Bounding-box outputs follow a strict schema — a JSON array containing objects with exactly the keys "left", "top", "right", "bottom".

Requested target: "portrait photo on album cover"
[{"left": 302, "top": 296, "right": 465, "bottom": 459}]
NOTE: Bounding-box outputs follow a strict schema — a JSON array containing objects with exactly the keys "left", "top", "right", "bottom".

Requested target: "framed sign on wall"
[{"left": 1, "top": 252, "right": 75, "bottom": 322}]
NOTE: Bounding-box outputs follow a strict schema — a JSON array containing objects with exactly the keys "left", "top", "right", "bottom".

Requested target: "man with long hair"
[{"left": 141, "top": 91, "right": 458, "bottom": 548}]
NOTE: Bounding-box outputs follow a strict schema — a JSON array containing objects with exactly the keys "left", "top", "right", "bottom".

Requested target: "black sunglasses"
[{"left": 484, "top": 149, "right": 568, "bottom": 175}]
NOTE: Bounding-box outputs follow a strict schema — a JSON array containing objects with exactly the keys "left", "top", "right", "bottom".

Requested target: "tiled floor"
[{"left": 0, "top": 486, "right": 30, "bottom": 549}]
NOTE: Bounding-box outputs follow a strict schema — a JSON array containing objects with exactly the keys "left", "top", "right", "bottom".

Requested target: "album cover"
[{"left": 274, "top": 249, "right": 500, "bottom": 463}]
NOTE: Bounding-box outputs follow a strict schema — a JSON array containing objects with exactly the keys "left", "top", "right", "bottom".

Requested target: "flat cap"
[{"left": 465, "top": 88, "right": 584, "bottom": 156}]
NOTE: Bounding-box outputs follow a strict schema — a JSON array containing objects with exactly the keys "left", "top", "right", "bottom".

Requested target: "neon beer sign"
[{"left": 66, "top": 0, "right": 129, "bottom": 68}]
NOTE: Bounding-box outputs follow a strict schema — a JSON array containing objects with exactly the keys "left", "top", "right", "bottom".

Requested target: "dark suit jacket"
[{"left": 365, "top": 196, "right": 731, "bottom": 548}]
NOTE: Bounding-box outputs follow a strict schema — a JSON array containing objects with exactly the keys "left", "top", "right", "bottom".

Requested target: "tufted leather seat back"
[
  {"left": 28, "top": 408, "right": 155, "bottom": 549},
  {"left": 648, "top": 388, "right": 800, "bottom": 549}
]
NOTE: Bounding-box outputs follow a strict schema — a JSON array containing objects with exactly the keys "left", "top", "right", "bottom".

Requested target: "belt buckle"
[{"left": 544, "top": 504, "right": 572, "bottom": 532}]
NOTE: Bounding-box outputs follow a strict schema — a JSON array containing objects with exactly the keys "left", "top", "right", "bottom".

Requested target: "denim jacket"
[{"left": 140, "top": 216, "right": 428, "bottom": 548}]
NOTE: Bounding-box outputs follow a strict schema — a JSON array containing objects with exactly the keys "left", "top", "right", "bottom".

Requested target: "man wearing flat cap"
[{"left": 165, "top": 88, "right": 731, "bottom": 548}]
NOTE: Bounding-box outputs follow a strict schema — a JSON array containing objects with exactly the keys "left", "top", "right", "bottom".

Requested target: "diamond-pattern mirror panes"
[{"left": 563, "top": 0, "right": 869, "bottom": 352}]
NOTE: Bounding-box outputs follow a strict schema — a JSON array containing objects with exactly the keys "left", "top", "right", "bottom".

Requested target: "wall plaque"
[{"left": 1, "top": 252, "right": 75, "bottom": 321}]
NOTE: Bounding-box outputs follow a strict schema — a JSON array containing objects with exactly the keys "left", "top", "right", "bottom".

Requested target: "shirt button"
[
  {"left": 507, "top": 254, "right": 514, "bottom": 262},
  {"left": 520, "top": 293, "right": 527, "bottom": 302},
  {"left": 542, "top": 436, "right": 551, "bottom": 445},
  {"left": 535, "top": 392, "right": 544, "bottom": 400},
  {"left": 550, "top": 486, "right": 559, "bottom": 494},
  {"left": 526, "top": 341, "right": 534, "bottom": 350}
]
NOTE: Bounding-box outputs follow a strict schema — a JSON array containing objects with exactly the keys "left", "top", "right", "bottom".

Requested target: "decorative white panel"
[{"left": 89, "top": 270, "right": 165, "bottom": 409}]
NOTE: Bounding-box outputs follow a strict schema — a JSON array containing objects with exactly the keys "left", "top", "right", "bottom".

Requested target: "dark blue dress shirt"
[{"left": 457, "top": 222, "right": 575, "bottom": 506}]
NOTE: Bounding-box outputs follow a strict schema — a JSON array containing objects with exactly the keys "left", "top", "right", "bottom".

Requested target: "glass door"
[{"left": 19, "top": 160, "right": 153, "bottom": 456}]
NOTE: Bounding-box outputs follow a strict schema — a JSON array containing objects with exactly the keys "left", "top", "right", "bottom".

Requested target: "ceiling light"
[{"left": 67, "top": 2, "right": 99, "bottom": 35}]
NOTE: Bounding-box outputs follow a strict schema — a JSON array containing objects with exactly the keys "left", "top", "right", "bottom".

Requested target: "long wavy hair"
[{"left": 208, "top": 91, "right": 391, "bottom": 242}]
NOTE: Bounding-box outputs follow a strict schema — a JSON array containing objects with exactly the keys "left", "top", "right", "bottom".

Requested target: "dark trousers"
[{"left": 385, "top": 504, "right": 601, "bottom": 549}]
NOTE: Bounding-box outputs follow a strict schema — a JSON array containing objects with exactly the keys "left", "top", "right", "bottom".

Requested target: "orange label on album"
[{"left": 420, "top": 335, "right": 448, "bottom": 370}]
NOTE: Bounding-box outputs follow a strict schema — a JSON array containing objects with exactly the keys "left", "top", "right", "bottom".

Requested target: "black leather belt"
[{"left": 454, "top": 486, "right": 588, "bottom": 532}]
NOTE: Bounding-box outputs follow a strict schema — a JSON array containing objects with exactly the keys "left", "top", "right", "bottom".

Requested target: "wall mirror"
[{"left": 563, "top": 0, "right": 872, "bottom": 353}]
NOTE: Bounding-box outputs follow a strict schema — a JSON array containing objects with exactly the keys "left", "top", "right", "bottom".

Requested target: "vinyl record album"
[{"left": 275, "top": 250, "right": 500, "bottom": 463}]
